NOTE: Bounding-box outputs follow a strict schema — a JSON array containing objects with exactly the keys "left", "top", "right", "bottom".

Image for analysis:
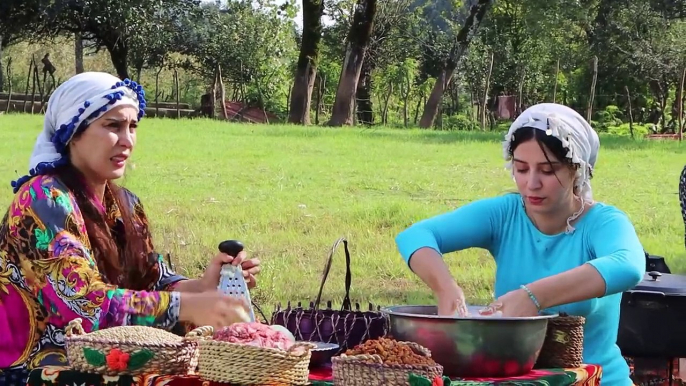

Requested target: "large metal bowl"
[{"left": 382, "top": 305, "right": 557, "bottom": 378}]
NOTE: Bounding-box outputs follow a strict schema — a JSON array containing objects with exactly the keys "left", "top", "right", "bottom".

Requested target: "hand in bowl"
[
  {"left": 437, "top": 287, "right": 470, "bottom": 317},
  {"left": 479, "top": 288, "right": 539, "bottom": 317}
]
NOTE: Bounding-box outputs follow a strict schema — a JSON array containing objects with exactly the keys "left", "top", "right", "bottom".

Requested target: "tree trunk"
[
  {"left": 419, "top": 69, "right": 454, "bottom": 129},
  {"left": 288, "top": 0, "right": 324, "bottom": 124},
  {"left": 413, "top": 94, "right": 423, "bottom": 125},
  {"left": 327, "top": 0, "right": 378, "bottom": 127},
  {"left": 104, "top": 37, "right": 130, "bottom": 80},
  {"left": 74, "top": 34, "right": 84, "bottom": 74},
  {"left": 402, "top": 75, "right": 411, "bottom": 127},
  {"left": 315, "top": 75, "right": 325, "bottom": 125},
  {"left": 418, "top": 0, "right": 492, "bottom": 129},
  {"left": 625, "top": 85, "right": 635, "bottom": 140},
  {"left": 356, "top": 62, "right": 374, "bottom": 125}
]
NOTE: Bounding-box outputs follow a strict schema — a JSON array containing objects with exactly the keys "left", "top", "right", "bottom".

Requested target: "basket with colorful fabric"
[{"left": 64, "top": 318, "right": 208, "bottom": 376}]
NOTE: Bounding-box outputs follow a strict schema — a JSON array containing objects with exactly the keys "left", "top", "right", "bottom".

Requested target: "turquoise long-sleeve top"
[{"left": 395, "top": 193, "right": 645, "bottom": 386}]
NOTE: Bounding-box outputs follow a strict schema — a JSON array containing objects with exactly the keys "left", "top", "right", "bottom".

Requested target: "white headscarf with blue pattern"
[{"left": 12, "top": 72, "right": 147, "bottom": 193}]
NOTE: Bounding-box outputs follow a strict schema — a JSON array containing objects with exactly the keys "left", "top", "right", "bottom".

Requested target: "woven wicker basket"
[
  {"left": 188, "top": 326, "right": 316, "bottom": 385},
  {"left": 331, "top": 341, "right": 444, "bottom": 386},
  {"left": 535, "top": 314, "right": 586, "bottom": 369},
  {"left": 65, "top": 318, "right": 209, "bottom": 376}
]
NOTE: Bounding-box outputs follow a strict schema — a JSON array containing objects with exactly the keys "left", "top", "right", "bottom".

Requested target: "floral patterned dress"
[{"left": 0, "top": 174, "right": 187, "bottom": 385}]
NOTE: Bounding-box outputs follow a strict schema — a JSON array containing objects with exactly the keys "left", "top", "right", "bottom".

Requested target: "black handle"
[
  {"left": 218, "top": 240, "right": 244, "bottom": 257},
  {"left": 314, "top": 237, "right": 352, "bottom": 311},
  {"left": 626, "top": 289, "right": 666, "bottom": 297},
  {"left": 648, "top": 271, "right": 662, "bottom": 281}
]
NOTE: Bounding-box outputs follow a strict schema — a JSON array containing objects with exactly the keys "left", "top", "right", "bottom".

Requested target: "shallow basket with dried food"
[
  {"left": 332, "top": 337, "right": 444, "bottom": 386},
  {"left": 65, "top": 318, "right": 209, "bottom": 376},
  {"left": 189, "top": 324, "right": 316, "bottom": 385}
]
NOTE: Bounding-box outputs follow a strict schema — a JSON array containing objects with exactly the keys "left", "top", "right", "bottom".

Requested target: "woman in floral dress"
[{"left": 0, "top": 72, "right": 261, "bottom": 385}]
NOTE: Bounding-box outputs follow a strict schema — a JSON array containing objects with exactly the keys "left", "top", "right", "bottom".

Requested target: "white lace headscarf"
[
  {"left": 502, "top": 103, "right": 600, "bottom": 233},
  {"left": 11, "top": 72, "right": 147, "bottom": 193}
]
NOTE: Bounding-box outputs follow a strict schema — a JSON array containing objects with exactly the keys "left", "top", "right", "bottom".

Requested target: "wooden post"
[
  {"left": 5, "top": 57, "right": 12, "bottom": 114},
  {"left": 217, "top": 65, "right": 228, "bottom": 120},
  {"left": 286, "top": 85, "right": 291, "bottom": 117},
  {"left": 34, "top": 65, "right": 47, "bottom": 113},
  {"left": 586, "top": 56, "right": 598, "bottom": 123},
  {"left": 315, "top": 75, "right": 325, "bottom": 125},
  {"left": 625, "top": 86, "right": 634, "bottom": 140},
  {"left": 155, "top": 66, "right": 163, "bottom": 118},
  {"left": 517, "top": 69, "right": 526, "bottom": 116},
  {"left": 552, "top": 58, "right": 560, "bottom": 103},
  {"left": 30, "top": 63, "right": 38, "bottom": 114},
  {"left": 470, "top": 90, "right": 476, "bottom": 121},
  {"left": 482, "top": 51, "right": 494, "bottom": 130},
  {"left": 173, "top": 68, "right": 180, "bottom": 119},
  {"left": 211, "top": 67, "right": 218, "bottom": 119},
  {"left": 22, "top": 57, "right": 35, "bottom": 113},
  {"left": 239, "top": 60, "right": 246, "bottom": 103},
  {"left": 74, "top": 34, "right": 84, "bottom": 74}
]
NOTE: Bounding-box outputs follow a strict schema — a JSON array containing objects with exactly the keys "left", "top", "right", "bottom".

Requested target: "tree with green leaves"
[
  {"left": 0, "top": 33, "right": 26, "bottom": 92},
  {"left": 0, "top": 0, "right": 201, "bottom": 80},
  {"left": 418, "top": 0, "right": 492, "bottom": 128},
  {"left": 0, "top": 0, "right": 32, "bottom": 92},
  {"left": 182, "top": 1, "right": 298, "bottom": 114}
]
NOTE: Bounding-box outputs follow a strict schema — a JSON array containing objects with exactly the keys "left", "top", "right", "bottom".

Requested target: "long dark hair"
[{"left": 53, "top": 163, "right": 153, "bottom": 290}]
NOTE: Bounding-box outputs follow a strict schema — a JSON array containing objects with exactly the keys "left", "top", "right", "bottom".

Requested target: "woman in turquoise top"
[{"left": 395, "top": 103, "right": 644, "bottom": 385}]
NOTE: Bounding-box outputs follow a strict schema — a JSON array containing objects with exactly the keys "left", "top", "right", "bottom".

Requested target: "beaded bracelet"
[{"left": 520, "top": 284, "right": 542, "bottom": 312}]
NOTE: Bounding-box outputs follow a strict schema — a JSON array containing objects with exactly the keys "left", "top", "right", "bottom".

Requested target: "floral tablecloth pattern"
[
  {"left": 26, "top": 364, "right": 601, "bottom": 386},
  {"left": 444, "top": 364, "right": 601, "bottom": 385}
]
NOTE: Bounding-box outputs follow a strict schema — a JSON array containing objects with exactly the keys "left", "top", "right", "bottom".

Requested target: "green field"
[{"left": 0, "top": 114, "right": 684, "bottom": 314}]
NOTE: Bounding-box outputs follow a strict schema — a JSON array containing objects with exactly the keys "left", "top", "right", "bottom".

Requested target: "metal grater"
[{"left": 217, "top": 263, "right": 256, "bottom": 322}]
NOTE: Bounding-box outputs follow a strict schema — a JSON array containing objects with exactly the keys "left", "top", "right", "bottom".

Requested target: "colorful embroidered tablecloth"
[
  {"left": 448, "top": 364, "right": 601, "bottom": 385},
  {"left": 309, "top": 364, "right": 601, "bottom": 385},
  {"left": 27, "top": 365, "right": 601, "bottom": 386}
]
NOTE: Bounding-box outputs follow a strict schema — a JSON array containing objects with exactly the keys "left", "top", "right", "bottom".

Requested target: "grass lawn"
[{"left": 0, "top": 113, "right": 684, "bottom": 314}]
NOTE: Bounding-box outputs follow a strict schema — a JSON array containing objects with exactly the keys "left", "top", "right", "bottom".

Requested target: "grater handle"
[{"left": 218, "top": 240, "right": 244, "bottom": 257}]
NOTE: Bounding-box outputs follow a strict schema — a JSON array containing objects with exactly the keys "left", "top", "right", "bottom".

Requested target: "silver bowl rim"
[
  {"left": 309, "top": 341, "right": 340, "bottom": 351},
  {"left": 381, "top": 305, "right": 559, "bottom": 321}
]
